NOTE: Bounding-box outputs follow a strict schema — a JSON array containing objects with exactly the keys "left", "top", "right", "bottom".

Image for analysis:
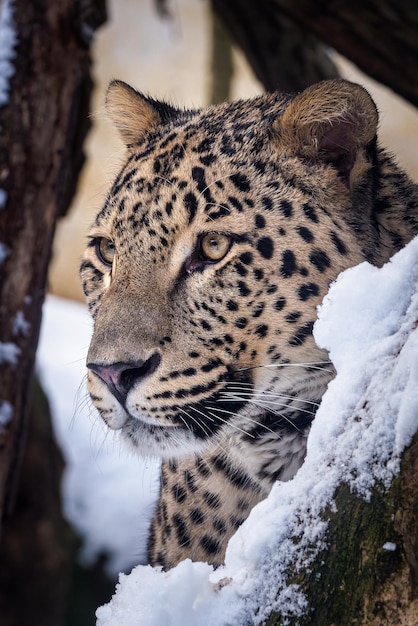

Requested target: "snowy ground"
[
  {"left": 36, "top": 298, "right": 160, "bottom": 576},
  {"left": 37, "top": 236, "right": 418, "bottom": 624}
]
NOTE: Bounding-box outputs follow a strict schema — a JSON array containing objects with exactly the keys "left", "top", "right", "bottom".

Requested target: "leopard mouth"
[{"left": 116, "top": 370, "right": 254, "bottom": 455}]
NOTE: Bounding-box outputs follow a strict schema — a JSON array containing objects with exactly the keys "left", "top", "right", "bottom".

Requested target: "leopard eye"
[
  {"left": 96, "top": 237, "right": 115, "bottom": 266},
  {"left": 199, "top": 232, "right": 230, "bottom": 262}
]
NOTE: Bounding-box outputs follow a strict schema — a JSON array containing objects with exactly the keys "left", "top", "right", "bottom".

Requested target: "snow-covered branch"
[{"left": 96, "top": 236, "right": 418, "bottom": 625}]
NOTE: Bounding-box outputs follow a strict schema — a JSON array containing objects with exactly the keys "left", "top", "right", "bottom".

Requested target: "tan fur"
[
  {"left": 106, "top": 80, "right": 161, "bottom": 145},
  {"left": 81, "top": 80, "right": 418, "bottom": 569}
]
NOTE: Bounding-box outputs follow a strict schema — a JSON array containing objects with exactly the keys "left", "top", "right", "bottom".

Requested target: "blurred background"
[{"left": 48, "top": 0, "right": 418, "bottom": 303}]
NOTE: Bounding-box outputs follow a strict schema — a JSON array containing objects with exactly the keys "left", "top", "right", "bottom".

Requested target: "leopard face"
[{"left": 81, "top": 79, "right": 415, "bottom": 464}]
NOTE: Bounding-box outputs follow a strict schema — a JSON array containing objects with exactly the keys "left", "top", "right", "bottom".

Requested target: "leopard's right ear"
[{"left": 105, "top": 80, "right": 180, "bottom": 147}]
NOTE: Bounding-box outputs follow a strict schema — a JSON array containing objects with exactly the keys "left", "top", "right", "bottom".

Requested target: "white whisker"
[
  {"left": 225, "top": 385, "right": 320, "bottom": 408},
  {"left": 178, "top": 407, "right": 212, "bottom": 439},
  {"left": 214, "top": 406, "right": 276, "bottom": 434},
  {"left": 236, "top": 361, "right": 333, "bottom": 373},
  {"left": 206, "top": 410, "right": 254, "bottom": 438}
]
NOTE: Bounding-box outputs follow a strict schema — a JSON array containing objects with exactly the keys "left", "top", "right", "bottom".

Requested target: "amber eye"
[
  {"left": 96, "top": 237, "right": 115, "bottom": 266},
  {"left": 199, "top": 233, "right": 231, "bottom": 262}
]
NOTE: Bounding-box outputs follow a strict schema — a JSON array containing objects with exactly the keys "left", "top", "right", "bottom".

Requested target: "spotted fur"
[{"left": 81, "top": 79, "right": 418, "bottom": 569}]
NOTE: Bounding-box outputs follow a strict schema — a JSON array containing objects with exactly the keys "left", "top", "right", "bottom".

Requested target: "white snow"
[
  {"left": 0, "top": 399, "right": 13, "bottom": 428},
  {"left": 12, "top": 310, "right": 30, "bottom": 337},
  {"left": 0, "top": 341, "right": 20, "bottom": 365},
  {"left": 37, "top": 296, "right": 160, "bottom": 575},
  {"left": 0, "top": 0, "right": 17, "bottom": 107},
  {"left": 382, "top": 542, "right": 397, "bottom": 552},
  {"left": 94, "top": 236, "right": 418, "bottom": 625}
]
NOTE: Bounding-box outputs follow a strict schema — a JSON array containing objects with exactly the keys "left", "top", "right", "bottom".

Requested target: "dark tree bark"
[
  {"left": 213, "top": 0, "right": 418, "bottom": 106},
  {"left": 209, "top": 10, "right": 234, "bottom": 104},
  {"left": 274, "top": 0, "right": 418, "bottom": 107},
  {"left": 0, "top": 0, "right": 105, "bottom": 523},
  {"left": 0, "top": 1, "right": 105, "bottom": 622},
  {"left": 211, "top": 0, "right": 338, "bottom": 93},
  {"left": 0, "top": 380, "right": 76, "bottom": 626},
  {"left": 265, "top": 433, "right": 418, "bottom": 625}
]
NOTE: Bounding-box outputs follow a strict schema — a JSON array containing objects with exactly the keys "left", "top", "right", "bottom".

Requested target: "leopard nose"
[{"left": 87, "top": 352, "right": 161, "bottom": 406}]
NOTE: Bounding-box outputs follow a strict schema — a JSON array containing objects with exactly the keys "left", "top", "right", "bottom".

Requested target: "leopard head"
[{"left": 81, "top": 79, "right": 379, "bottom": 459}]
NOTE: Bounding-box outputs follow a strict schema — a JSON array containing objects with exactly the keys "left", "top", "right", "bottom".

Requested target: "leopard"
[{"left": 80, "top": 78, "right": 418, "bottom": 570}]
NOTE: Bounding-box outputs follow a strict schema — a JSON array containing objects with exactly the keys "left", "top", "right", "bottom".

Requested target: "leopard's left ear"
[
  {"left": 275, "top": 79, "right": 378, "bottom": 188},
  {"left": 105, "top": 80, "right": 180, "bottom": 147}
]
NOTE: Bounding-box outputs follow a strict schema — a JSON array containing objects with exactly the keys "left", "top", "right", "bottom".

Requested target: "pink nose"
[{"left": 87, "top": 352, "right": 161, "bottom": 405}]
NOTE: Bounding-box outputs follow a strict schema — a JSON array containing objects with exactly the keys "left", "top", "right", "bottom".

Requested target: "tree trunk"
[
  {"left": 265, "top": 433, "right": 418, "bottom": 625},
  {"left": 0, "top": 0, "right": 105, "bottom": 523},
  {"left": 211, "top": 0, "right": 338, "bottom": 93},
  {"left": 209, "top": 8, "right": 234, "bottom": 104},
  {"left": 0, "top": 379, "right": 76, "bottom": 626},
  {"left": 212, "top": 0, "right": 418, "bottom": 107},
  {"left": 273, "top": 0, "right": 418, "bottom": 107}
]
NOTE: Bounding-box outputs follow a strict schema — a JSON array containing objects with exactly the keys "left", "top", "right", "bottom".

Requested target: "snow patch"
[
  {"left": 0, "top": 400, "right": 13, "bottom": 427},
  {"left": 0, "top": 341, "right": 20, "bottom": 365},
  {"left": 96, "top": 235, "right": 418, "bottom": 625},
  {"left": 12, "top": 310, "right": 30, "bottom": 336},
  {"left": 0, "top": 0, "right": 17, "bottom": 107}
]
